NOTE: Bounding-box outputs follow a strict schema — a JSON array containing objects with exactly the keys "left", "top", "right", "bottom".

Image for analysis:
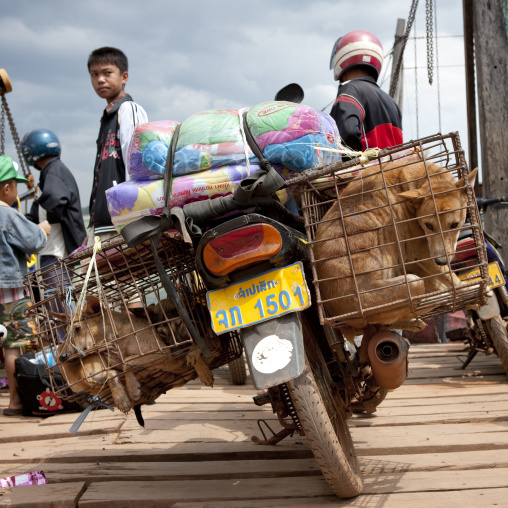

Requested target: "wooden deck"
[{"left": 1, "top": 343, "right": 507, "bottom": 507}]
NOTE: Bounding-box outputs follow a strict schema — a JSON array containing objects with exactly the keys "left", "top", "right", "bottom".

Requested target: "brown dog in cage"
[
  {"left": 52, "top": 296, "right": 216, "bottom": 413},
  {"left": 313, "top": 159, "right": 478, "bottom": 339}
]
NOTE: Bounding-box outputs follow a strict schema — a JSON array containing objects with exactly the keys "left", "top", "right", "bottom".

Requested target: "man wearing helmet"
[
  {"left": 21, "top": 130, "right": 87, "bottom": 340},
  {"left": 21, "top": 129, "right": 87, "bottom": 259},
  {"left": 330, "top": 30, "right": 402, "bottom": 152}
]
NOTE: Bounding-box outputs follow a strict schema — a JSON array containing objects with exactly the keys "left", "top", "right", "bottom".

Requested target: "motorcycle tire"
[
  {"left": 287, "top": 354, "right": 363, "bottom": 498},
  {"left": 227, "top": 355, "right": 247, "bottom": 385},
  {"left": 484, "top": 314, "right": 508, "bottom": 376}
]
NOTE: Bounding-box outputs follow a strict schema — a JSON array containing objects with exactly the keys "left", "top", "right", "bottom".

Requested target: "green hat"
[{"left": 0, "top": 155, "right": 29, "bottom": 184}]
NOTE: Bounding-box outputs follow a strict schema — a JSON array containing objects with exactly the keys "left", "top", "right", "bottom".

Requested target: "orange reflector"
[{"left": 202, "top": 224, "right": 282, "bottom": 276}]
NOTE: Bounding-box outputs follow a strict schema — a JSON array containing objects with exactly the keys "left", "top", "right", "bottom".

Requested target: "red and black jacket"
[{"left": 330, "top": 76, "right": 402, "bottom": 152}]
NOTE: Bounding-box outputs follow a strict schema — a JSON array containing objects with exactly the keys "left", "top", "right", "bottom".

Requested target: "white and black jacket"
[{"left": 89, "top": 94, "right": 148, "bottom": 233}]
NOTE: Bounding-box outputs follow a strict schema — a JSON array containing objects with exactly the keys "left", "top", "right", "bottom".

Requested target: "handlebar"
[
  {"left": 18, "top": 189, "right": 36, "bottom": 202},
  {"left": 476, "top": 196, "right": 508, "bottom": 211}
]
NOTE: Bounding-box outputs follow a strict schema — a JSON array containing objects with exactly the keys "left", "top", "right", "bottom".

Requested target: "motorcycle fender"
[
  {"left": 241, "top": 313, "right": 305, "bottom": 390},
  {"left": 477, "top": 293, "right": 500, "bottom": 320}
]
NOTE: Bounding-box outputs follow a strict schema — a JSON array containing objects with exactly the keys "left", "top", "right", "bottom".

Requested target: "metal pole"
[
  {"left": 462, "top": 0, "right": 480, "bottom": 195},
  {"left": 391, "top": 18, "right": 406, "bottom": 111}
]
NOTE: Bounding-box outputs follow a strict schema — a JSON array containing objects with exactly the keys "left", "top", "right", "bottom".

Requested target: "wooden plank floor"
[{"left": 1, "top": 342, "right": 507, "bottom": 507}]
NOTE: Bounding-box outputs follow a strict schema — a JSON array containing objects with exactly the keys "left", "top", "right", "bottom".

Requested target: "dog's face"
[
  {"left": 52, "top": 295, "right": 108, "bottom": 359},
  {"left": 400, "top": 168, "right": 477, "bottom": 266},
  {"left": 130, "top": 299, "right": 188, "bottom": 345}
]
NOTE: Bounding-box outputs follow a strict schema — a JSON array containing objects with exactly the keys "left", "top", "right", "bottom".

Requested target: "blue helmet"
[{"left": 20, "top": 129, "right": 61, "bottom": 167}]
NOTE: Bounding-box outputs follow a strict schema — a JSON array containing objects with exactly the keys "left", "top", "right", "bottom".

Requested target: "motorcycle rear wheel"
[
  {"left": 484, "top": 314, "right": 508, "bottom": 375},
  {"left": 287, "top": 353, "right": 363, "bottom": 498},
  {"left": 227, "top": 355, "right": 247, "bottom": 385}
]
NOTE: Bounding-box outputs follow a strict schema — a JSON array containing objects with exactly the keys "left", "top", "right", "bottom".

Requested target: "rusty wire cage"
[
  {"left": 287, "top": 132, "right": 488, "bottom": 332},
  {"left": 24, "top": 231, "right": 243, "bottom": 408}
]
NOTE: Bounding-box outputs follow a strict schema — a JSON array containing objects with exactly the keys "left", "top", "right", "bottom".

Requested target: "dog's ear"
[
  {"left": 82, "top": 295, "right": 101, "bottom": 315},
  {"left": 50, "top": 311, "right": 69, "bottom": 323},
  {"left": 399, "top": 188, "right": 425, "bottom": 202},
  {"left": 132, "top": 303, "right": 162, "bottom": 321},
  {"left": 456, "top": 167, "right": 478, "bottom": 189},
  {"left": 130, "top": 307, "right": 147, "bottom": 319}
]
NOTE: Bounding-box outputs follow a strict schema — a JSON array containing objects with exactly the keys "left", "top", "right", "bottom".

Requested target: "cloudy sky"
[{"left": 1, "top": 0, "right": 469, "bottom": 210}]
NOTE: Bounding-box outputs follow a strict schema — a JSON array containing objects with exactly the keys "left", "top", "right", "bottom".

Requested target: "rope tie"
[
  {"left": 237, "top": 107, "right": 252, "bottom": 175},
  {"left": 64, "top": 285, "right": 76, "bottom": 312},
  {"left": 312, "top": 145, "right": 380, "bottom": 166},
  {"left": 67, "top": 237, "right": 105, "bottom": 356}
]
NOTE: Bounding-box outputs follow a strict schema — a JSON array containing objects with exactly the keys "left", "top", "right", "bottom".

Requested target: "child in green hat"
[{"left": 0, "top": 155, "right": 50, "bottom": 416}]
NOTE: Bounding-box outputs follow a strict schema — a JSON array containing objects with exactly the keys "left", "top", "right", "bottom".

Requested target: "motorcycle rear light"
[
  {"left": 202, "top": 224, "right": 282, "bottom": 276},
  {"left": 455, "top": 238, "right": 477, "bottom": 262}
]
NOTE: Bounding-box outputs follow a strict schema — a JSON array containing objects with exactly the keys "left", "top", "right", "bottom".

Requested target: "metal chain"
[
  {"left": 0, "top": 93, "right": 30, "bottom": 179},
  {"left": 1, "top": 99, "right": 5, "bottom": 154},
  {"left": 434, "top": 0, "right": 442, "bottom": 131},
  {"left": 390, "top": 0, "right": 420, "bottom": 98},
  {"left": 414, "top": 18, "right": 420, "bottom": 138},
  {"left": 426, "top": 0, "right": 434, "bottom": 85}
]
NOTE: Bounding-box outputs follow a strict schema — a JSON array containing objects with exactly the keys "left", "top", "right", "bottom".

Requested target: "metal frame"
[
  {"left": 25, "top": 231, "right": 242, "bottom": 405},
  {"left": 288, "top": 132, "right": 488, "bottom": 329}
]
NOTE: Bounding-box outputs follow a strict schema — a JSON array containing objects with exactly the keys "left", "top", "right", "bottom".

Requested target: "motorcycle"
[
  {"left": 447, "top": 196, "right": 508, "bottom": 374},
  {"left": 27, "top": 118, "right": 486, "bottom": 499}
]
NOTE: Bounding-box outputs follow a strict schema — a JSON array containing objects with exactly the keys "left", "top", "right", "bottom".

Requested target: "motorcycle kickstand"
[
  {"left": 458, "top": 348, "right": 478, "bottom": 369},
  {"left": 251, "top": 419, "right": 296, "bottom": 446}
]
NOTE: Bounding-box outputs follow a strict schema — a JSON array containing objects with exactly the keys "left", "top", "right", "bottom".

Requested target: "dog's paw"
[
  {"left": 194, "top": 357, "right": 214, "bottom": 387},
  {"left": 112, "top": 393, "right": 132, "bottom": 414},
  {"left": 391, "top": 318, "right": 427, "bottom": 332},
  {"left": 124, "top": 371, "right": 142, "bottom": 402},
  {"left": 185, "top": 346, "right": 201, "bottom": 367}
]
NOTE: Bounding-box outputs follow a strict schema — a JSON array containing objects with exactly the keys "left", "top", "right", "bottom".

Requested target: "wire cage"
[
  {"left": 24, "top": 231, "right": 243, "bottom": 409},
  {"left": 287, "top": 132, "right": 488, "bottom": 333}
]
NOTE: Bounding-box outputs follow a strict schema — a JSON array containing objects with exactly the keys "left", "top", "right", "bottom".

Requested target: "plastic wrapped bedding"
[
  {"left": 246, "top": 102, "right": 340, "bottom": 171},
  {"left": 106, "top": 164, "right": 294, "bottom": 230},
  {"left": 125, "top": 102, "right": 340, "bottom": 180},
  {"left": 174, "top": 109, "right": 258, "bottom": 175},
  {"left": 127, "top": 120, "right": 180, "bottom": 181}
]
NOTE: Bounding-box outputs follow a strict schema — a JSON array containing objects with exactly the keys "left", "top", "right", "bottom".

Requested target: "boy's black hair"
[{"left": 88, "top": 47, "right": 128, "bottom": 74}]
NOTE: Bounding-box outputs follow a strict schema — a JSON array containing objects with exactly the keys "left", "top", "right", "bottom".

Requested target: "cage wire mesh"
[
  {"left": 25, "top": 231, "right": 243, "bottom": 407},
  {"left": 287, "top": 132, "right": 488, "bottom": 332}
]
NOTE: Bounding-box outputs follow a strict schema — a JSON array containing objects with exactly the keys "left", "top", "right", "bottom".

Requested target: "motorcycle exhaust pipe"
[{"left": 367, "top": 331, "right": 409, "bottom": 390}]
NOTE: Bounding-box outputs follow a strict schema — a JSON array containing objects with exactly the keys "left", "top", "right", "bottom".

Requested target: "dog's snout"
[
  {"left": 435, "top": 257, "right": 449, "bottom": 266},
  {"left": 59, "top": 352, "right": 68, "bottom": 361}
]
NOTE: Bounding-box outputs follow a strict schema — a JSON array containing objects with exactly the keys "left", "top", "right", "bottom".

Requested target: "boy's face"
[
  {"left": 89, "top": 63, "right": 128, "bottom": 104},
  {"left": 0, "top": 180, "right": 18, "bottom": 206}
]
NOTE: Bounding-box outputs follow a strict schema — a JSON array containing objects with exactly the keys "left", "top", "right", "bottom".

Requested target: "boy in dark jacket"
[
  {"left": 0, "top": 155, "right": 49, "bottom": 415},
  {"left": 329, "top": 30, "right": 402, "bottom": 152},
  {"left": 87, "top": 46, "right": 148, "bottom": 246}
]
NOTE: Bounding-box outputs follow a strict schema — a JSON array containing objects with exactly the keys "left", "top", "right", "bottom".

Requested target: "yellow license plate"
[
  {"left": 458, "top": 261, "right": 505, "bottom": 289},
  {"left": 207, "top": 262, "right": 311, "bottom": 335}
]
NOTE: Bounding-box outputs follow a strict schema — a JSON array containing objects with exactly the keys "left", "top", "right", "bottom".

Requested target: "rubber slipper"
[{"left": 3, "top": 408, "right": 24, "bottom": 416}]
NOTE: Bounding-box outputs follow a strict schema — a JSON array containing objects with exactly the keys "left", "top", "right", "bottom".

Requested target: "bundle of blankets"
[{"left": 106, "top": 101, "right": 341, "bottom": 231}]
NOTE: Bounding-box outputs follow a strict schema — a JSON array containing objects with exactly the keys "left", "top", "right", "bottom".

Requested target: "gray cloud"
[{"left": 1, "top": 0, "right": 468, "bottom": 207}]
